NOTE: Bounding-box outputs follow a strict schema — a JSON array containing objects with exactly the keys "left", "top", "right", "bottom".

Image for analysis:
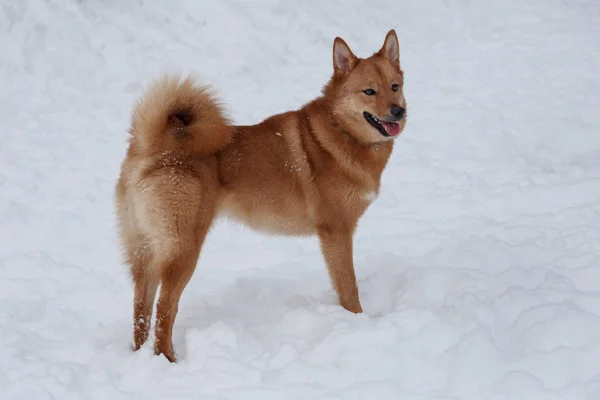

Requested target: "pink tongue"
[{"left": 381, "top": 121, "right": 400, "bottom": 137}]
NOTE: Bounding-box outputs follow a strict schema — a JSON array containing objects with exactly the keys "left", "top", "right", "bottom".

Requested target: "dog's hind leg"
[
  {"left": 147, "top": 177, "right": 218, "bottom": 362},
  {"left": 152, "top": 249, "right": 199, "bottom": 362},
  {"left": 125, "top": 165, "right": 219, "bottom": 362},
  {"left": 152, "top": 222, "right": 211, "bottom": 363},
  {"left": 130, "top": 242, "right": 159, "bottom": 351},
  {"left": 116, "top": 194, "right": 160, "bottom": 351}
]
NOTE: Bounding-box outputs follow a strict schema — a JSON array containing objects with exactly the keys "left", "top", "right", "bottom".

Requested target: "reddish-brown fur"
[{"left": 115, "top": 30, "right": 407, "bottom": 362}]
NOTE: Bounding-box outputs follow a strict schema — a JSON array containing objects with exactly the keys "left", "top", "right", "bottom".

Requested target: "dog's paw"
[{"left": 154, "top": 341, "right": 177, "bottom": 363}]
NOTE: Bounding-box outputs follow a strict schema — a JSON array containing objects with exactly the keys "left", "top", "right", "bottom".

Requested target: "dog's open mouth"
[{"left": 363, "top": 112, "right": 401, "bottom": 138}]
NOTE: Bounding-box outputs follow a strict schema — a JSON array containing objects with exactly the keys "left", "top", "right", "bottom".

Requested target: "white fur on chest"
[{"left": 363, "top": 190, "right": 378, "bottom": 203}]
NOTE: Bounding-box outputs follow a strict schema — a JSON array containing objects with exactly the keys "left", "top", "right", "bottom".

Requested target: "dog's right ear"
[
  {"left": 378, "top": 29, "right": 400, "bottom": 68},
  {"left": 333, "top": 37, "right": 358, "bottom": 75}
]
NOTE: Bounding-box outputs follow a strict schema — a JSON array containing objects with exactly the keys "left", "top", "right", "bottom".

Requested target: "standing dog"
[{"left": 115, "top": 30, "right": 407, "bottom": 362}]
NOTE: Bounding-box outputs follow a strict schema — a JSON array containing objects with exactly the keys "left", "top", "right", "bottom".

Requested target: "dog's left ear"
[
  {"left": 378, "top": 29, "right": 400, "bottom": 68},
  {"left": 333, "top": 37, "right": 358, "bottom": 75}
]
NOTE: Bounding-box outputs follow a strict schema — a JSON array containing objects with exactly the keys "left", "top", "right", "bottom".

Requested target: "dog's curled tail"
[{"left": 129, "top": 74, "right": 232, "bottom": 156}]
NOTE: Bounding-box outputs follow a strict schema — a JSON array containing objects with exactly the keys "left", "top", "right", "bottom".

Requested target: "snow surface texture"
[{"left": 1, "top": 0, "right": 600, "bottom": 399}]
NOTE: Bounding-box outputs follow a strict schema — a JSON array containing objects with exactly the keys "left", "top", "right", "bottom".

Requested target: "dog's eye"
[
  {"left": 391, "top": 84, "right": 399, "bottom": 92},
  {"left": 363, "top": 89, "right": 376, "bottom": 96}
]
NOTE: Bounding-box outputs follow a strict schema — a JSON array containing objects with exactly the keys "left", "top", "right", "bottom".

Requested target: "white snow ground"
[{"left": 1, "top": 0, "right": 600, "bottom": 398}]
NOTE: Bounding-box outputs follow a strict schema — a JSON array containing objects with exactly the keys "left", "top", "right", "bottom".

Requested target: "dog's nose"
[{"left": 391, "top": 105, "right": 405, "bottom": 119}]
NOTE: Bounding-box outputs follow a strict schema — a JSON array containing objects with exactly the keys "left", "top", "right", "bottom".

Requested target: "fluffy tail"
[{"left": 129, "top": 74, "right": 232, "bottom": 156}]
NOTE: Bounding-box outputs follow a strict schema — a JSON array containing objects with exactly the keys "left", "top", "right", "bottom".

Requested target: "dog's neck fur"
[{"left": 302, "top": 96, "right": 394, "bottom": 185}]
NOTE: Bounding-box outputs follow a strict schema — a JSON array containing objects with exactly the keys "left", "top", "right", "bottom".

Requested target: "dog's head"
[{"left": 323, "top": 30, "right": 406, "bottom": 144}]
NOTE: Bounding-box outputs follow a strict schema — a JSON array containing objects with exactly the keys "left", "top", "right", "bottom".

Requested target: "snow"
[{"left": 1, "top": 0, "right": 600, "bottom": 399}]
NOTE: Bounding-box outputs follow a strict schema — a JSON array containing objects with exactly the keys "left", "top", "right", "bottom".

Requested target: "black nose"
[{"left": 391, "top": 105, "right": 405, "bottom": 119}]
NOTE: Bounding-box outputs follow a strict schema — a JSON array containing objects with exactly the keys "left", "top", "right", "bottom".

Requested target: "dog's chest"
[{"left": 322, "top": 176, "right": 380, "bottom": 221}]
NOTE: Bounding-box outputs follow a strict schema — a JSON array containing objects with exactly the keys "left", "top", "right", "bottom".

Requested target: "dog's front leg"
[{"left": 317, "top": 226, "right": 363, "bottom": 313}]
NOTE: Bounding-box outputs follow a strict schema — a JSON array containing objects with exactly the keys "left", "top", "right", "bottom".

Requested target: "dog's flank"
[{"left": 115, "top": 30, "right": 407, "bottom": 362}]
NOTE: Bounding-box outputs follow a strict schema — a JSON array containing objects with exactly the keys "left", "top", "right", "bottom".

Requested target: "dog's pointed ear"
[
  {"left": 378, "top": 29, "right": 400, "bottom": 67},
  {"left": 333, "top": 37, "right": 358, "bottom": 74}
]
